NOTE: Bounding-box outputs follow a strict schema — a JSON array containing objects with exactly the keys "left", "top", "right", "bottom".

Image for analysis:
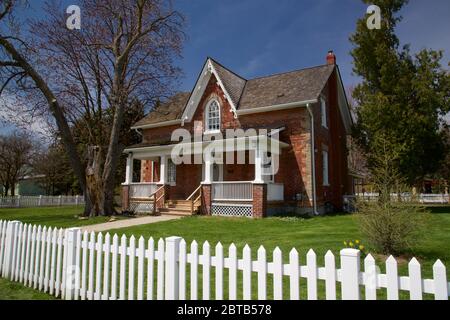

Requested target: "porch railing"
[
  {"left": 129, "top": 183, "right": 158, "bottom": 199},
  {"left": 212, "top": 182, "right": 253, "bottom": 201},
  {"left": 267, "top": 183, "right": 284, "bottom": 201}
]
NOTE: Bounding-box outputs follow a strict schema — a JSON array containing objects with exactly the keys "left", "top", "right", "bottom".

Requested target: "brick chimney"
[{"left": 326, "top": 50, "right": 336, "bottom": 65}]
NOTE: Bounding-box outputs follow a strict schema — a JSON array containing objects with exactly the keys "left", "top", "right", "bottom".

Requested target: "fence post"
[
  {"left": 75, "top": 195, "right": 79, "bottom": 206},
  {"left": 38, "top": 195, "right": 42, "bottom": 207},
  {"left": 59, "top": 195, "right": 62, "bottom": 206},
  {"left": 16, "top": 195, "right": 21, "bottom": 208},
  {"left": 65, "top": 227, "right": 81, "bottom": 300},
  {"left": 340, "top": 248, "right": 361, "bottom": 300},
  {"left": 165, "top": 236, "right": 181, "bottom": 300},
  {"left": 2, "top": 221, "right": 21, "bottom": 278}
]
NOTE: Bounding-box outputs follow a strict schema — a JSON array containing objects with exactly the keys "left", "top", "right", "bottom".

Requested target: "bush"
[{"left": 356, "top": 201, "right": 429, "bottom": 255}]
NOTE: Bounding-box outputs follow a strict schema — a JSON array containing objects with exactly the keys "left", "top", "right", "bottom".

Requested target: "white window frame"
[
  {"left": 262, "top": 152, "right": 275, "bottom": 183},
  {"left": 167, "top": 158, "right": 176, "bottom": 185},
  {"left": 205, "top": 99, "right": 221, "bottom": 133},
  {"left": 322, "top": 149, "right": 329, "bottom": 186},
  {"left": 321, "top": 97, "right": 328, "bottom": 128}
]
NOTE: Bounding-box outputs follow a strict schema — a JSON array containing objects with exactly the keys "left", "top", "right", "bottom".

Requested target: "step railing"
[{"left": 186, "top": 185, "right": 202, "bottom": 215}]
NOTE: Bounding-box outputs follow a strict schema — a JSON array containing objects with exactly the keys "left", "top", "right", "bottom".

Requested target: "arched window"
[{"left": 205, "top": 99, "right": 220, "bottom": 132}]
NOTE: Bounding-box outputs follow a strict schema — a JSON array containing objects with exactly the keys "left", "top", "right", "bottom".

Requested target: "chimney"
[{"left": 326, "top": 50, "right": 336, "bottom": 65}]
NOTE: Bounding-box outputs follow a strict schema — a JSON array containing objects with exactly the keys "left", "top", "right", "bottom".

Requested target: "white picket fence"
[
  {"left": 0, "top": 195, "right": 84, "bottom": 208},
  {"left": 0, "top": 219, "right": 448, "bottom": 300}
]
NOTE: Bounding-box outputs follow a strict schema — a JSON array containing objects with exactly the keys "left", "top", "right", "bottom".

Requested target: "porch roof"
[{"left": 124, "top": 135, "right": 290, "bottom": 160}]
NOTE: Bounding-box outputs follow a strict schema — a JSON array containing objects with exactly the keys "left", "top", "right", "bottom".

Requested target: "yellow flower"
[
  {"left": 359, "top": 245, "right": 365, "bottom": 251},
  {"left": 355, "top": 240, "right": 360, "bottom": 244},
  {"left": 343, "top": 241, "right": 348, "bottom": 246},
  {"left": 349, "top": 242, "right": 354, "bottom": 247}
]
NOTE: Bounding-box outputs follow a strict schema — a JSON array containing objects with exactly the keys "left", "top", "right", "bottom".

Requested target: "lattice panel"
[
  {"left": 211, "top": 203, "right": 253, "bottom": 218},
  {"left": 129, "top": 202, "right": 154, "bottom": 214}
]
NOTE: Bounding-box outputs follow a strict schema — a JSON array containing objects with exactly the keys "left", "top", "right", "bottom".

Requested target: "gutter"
[
  {"left": 131, "top": 119, "right": 181, "bottom": 130},
  {"left": 236, "top": 99, "right": 318, "bottom": 116},
  {"left": 306, "top": 103, "right": 319, "bottom": 215}
]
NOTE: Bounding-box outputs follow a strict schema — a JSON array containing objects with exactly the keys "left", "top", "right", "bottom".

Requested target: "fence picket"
[
  {"left": 102, "top": 233, "right": 111, "bottom": 300},
  {"left": 23, "top": 224, "right": 32, "bottom": 286},
  {"left": 14, "top": 223, "right": 23, "bottom": 281},
  {"left": 289, "top": 248, "right": 299, "bottom": 300},
  {"left": 119, "top": 235, "right": 127, "bottom": 300},
  {"left": 33, "top": 226, "right": 42, "bottom": 289},
  {"left": 49, "top": 228, "right": 57, "bottom": 295},
  {"left": 137, "top": 236, "right": 145, "bottom": 300},
  {"left": 38, "top": 227, "right": 47, "bottom": 290},
  {"left": 110, "top": 234, "right": 118, "bottom": 300},
  {"left": 273, "top": 247, "right": 283, "bottom": 300},
  {"left": 408, "top": 258, "right": 422, "bottom": 300},
  {"left": 190, "top": 240, "right": 198, "bottom": 300},
  {"left": 94, "top": 232, "right": 103, "bottom": 300},
  {"left": 80, "top": 231, "right": 88, "bottom": 300},
  {"left": 179, "top": 239, "right": 187, "bottom": 300},
  {"left": 54, "top": 228, "right": 63, "bottom": 297},
  {"left": 202, "top": 241, "right": 211, "bottom": 300},
  {"left": 61, "top": 229, "right": 68, "bottom": 299},
  {"left": 257, "top": 246, "right": 267, "bottom": 300},
  {"left": 364, "top": 254, "right": 377, "bottom": 300},
  {"left": 128, "top": 235, "right": 136, "bottom": 300},
  {"left": 19, "top": 224, "right": 27, "bottom": 283},
  {"left": 9, "top": 222, "right": 19, "bottom": 280},
  {"left": 215, "top": 242, "right": 223, "bottom": 300},
  {"left": 88, "top": 232, "right": 96, "bottom": 300},
  {"left": 146, "top": 237, "right": 155, "bottom": 300},
  {"left": 306, "top": 249, "right": 317, "bottom": 300},
  {"left": 243, "top": 244, "right": 251, "bottom": 300},
  {"left": 385, "top": 255, "right": 399, "bottom": 300},
  {"left": 0, "top": 221, "right": 6, "bottom": 275},
  {"left": 156, "top": 238, "right": 165, "bottom": 300},
  {"left": 432, "top": 260, "right": 448, "bottom": 300},
  {"left": 228, "top": 243, "right": 237, "bottom": 300},
  {"left": 43, "top": 227, "right": 52, "bottom": 292},
  {"left": 324, "top": 250, "right": 336, "bottom": 300}
]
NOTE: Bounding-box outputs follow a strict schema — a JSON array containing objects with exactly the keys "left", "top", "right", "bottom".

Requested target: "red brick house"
[{"left": 122, "top": 51, "right": 354, "bottom": 217}]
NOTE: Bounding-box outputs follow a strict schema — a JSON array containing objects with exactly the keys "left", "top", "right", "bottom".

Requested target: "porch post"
[
  {"left": 125, "top": 153, "right": 134, "bottom": 184},
  {"left": 254, "top": 147, "right": 264, "bottom": 184},
  {"left": 159, "top": 155, "right": 167, "bottom": 185},
  {"left": 203, "top": 155, "right": 213, "bottom": 184}
]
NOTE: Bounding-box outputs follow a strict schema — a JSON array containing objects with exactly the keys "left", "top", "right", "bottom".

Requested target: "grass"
[
  {"left": 0, "top": 278, "right": 55, "bottom": 300},
  {"left": 0, "top": 205, "right": 126, "bottom": 228},
  {"left": 0, "top": 205, "right": 449, "bottom": 299}
]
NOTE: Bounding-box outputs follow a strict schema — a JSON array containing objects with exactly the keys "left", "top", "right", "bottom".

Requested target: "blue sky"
[{"left": 2, "top": 0, "right": 450, "bottom": 134}]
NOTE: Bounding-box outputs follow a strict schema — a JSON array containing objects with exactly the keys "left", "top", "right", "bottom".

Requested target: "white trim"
[
  {"left": 236, "top": 99, "right": 318, "bottom": 116},
  {"left": 181, "top": 58, "right": 238, "bottom": 124},
  {"left": 320, "top": 96, "right": 328, "bottom": 129},
  {"left": 131, "top": 119, "right": 181, "bottom": 130}
]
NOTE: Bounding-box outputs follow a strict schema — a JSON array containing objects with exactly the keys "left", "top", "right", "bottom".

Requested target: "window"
[
  {"left": 321, "top": 97, "right": 328, "bottom": 128},
  {"left": 322, "top": 150, "right": 329, "bottom": 186},
  {"left": 262, "top": 152, "right": 274, "bottom": 183},
  {"left": 168, "top": 159, "right": 176, "bottom": 184},
  {"left": 205, "top": 99, "right": 220, "bottom": 132}
]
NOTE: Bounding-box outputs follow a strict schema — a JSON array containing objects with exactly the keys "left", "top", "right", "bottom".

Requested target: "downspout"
[{"left": 306, "top": 103, "right": 319, "bottom": 215}]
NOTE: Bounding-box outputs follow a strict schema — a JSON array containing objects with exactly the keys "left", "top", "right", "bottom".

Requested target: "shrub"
[{"left": 356, "top": 201, "right": 429, "bottom": 255}]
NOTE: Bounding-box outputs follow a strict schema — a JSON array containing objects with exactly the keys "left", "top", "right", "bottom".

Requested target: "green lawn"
[
  {"left": 0, "top": 205, "right": 124, "bottom": 228},
  {"left": 1, "top": 205, "right": 449, "bottom": 299},
  {"left": 0, "top": 278, "right": 55, "bottom": 300}
]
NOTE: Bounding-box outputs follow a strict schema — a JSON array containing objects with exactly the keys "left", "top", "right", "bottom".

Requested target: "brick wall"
[{"left": 252, "top": 184, "right": 267, "bottom": 218}]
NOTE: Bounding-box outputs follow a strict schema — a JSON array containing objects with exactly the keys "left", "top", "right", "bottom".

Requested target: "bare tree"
[
  {"left": 0, "top": 0, "right": 184, "bottom": 215},
  {"left": 0, "top": 130, "right": 34, "bottom": 196}
]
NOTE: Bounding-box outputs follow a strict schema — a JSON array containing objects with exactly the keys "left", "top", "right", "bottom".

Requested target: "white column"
[
  {"left": 125, "top": 153, "right": 134, "bottom": 184},
  {"left": 159, "top": 155, "right": 167, "bottom": 185},
  {"left": 254, "top": 148, "right": 264, "bottom": 184},
  {"left": 203, "top": 154, "right": 213, "bottom": 184}
]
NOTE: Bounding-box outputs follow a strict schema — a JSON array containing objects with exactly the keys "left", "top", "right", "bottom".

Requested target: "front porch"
[{"left": 121, "top": 136, "right": 288, "bottom": 218}]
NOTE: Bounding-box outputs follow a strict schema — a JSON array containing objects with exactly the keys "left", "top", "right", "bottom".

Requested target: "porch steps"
[{"left": 160, "top": 199, "right": 201, "bottom": 216}]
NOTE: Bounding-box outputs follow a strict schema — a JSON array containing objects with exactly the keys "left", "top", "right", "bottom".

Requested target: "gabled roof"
[{"left": 132, "top": 57, "right": 352, "bottom": 132}]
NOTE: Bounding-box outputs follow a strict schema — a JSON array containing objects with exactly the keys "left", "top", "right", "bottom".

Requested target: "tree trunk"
[{"left": 85, "top": 146, "right": 105, "bottom": 217}]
